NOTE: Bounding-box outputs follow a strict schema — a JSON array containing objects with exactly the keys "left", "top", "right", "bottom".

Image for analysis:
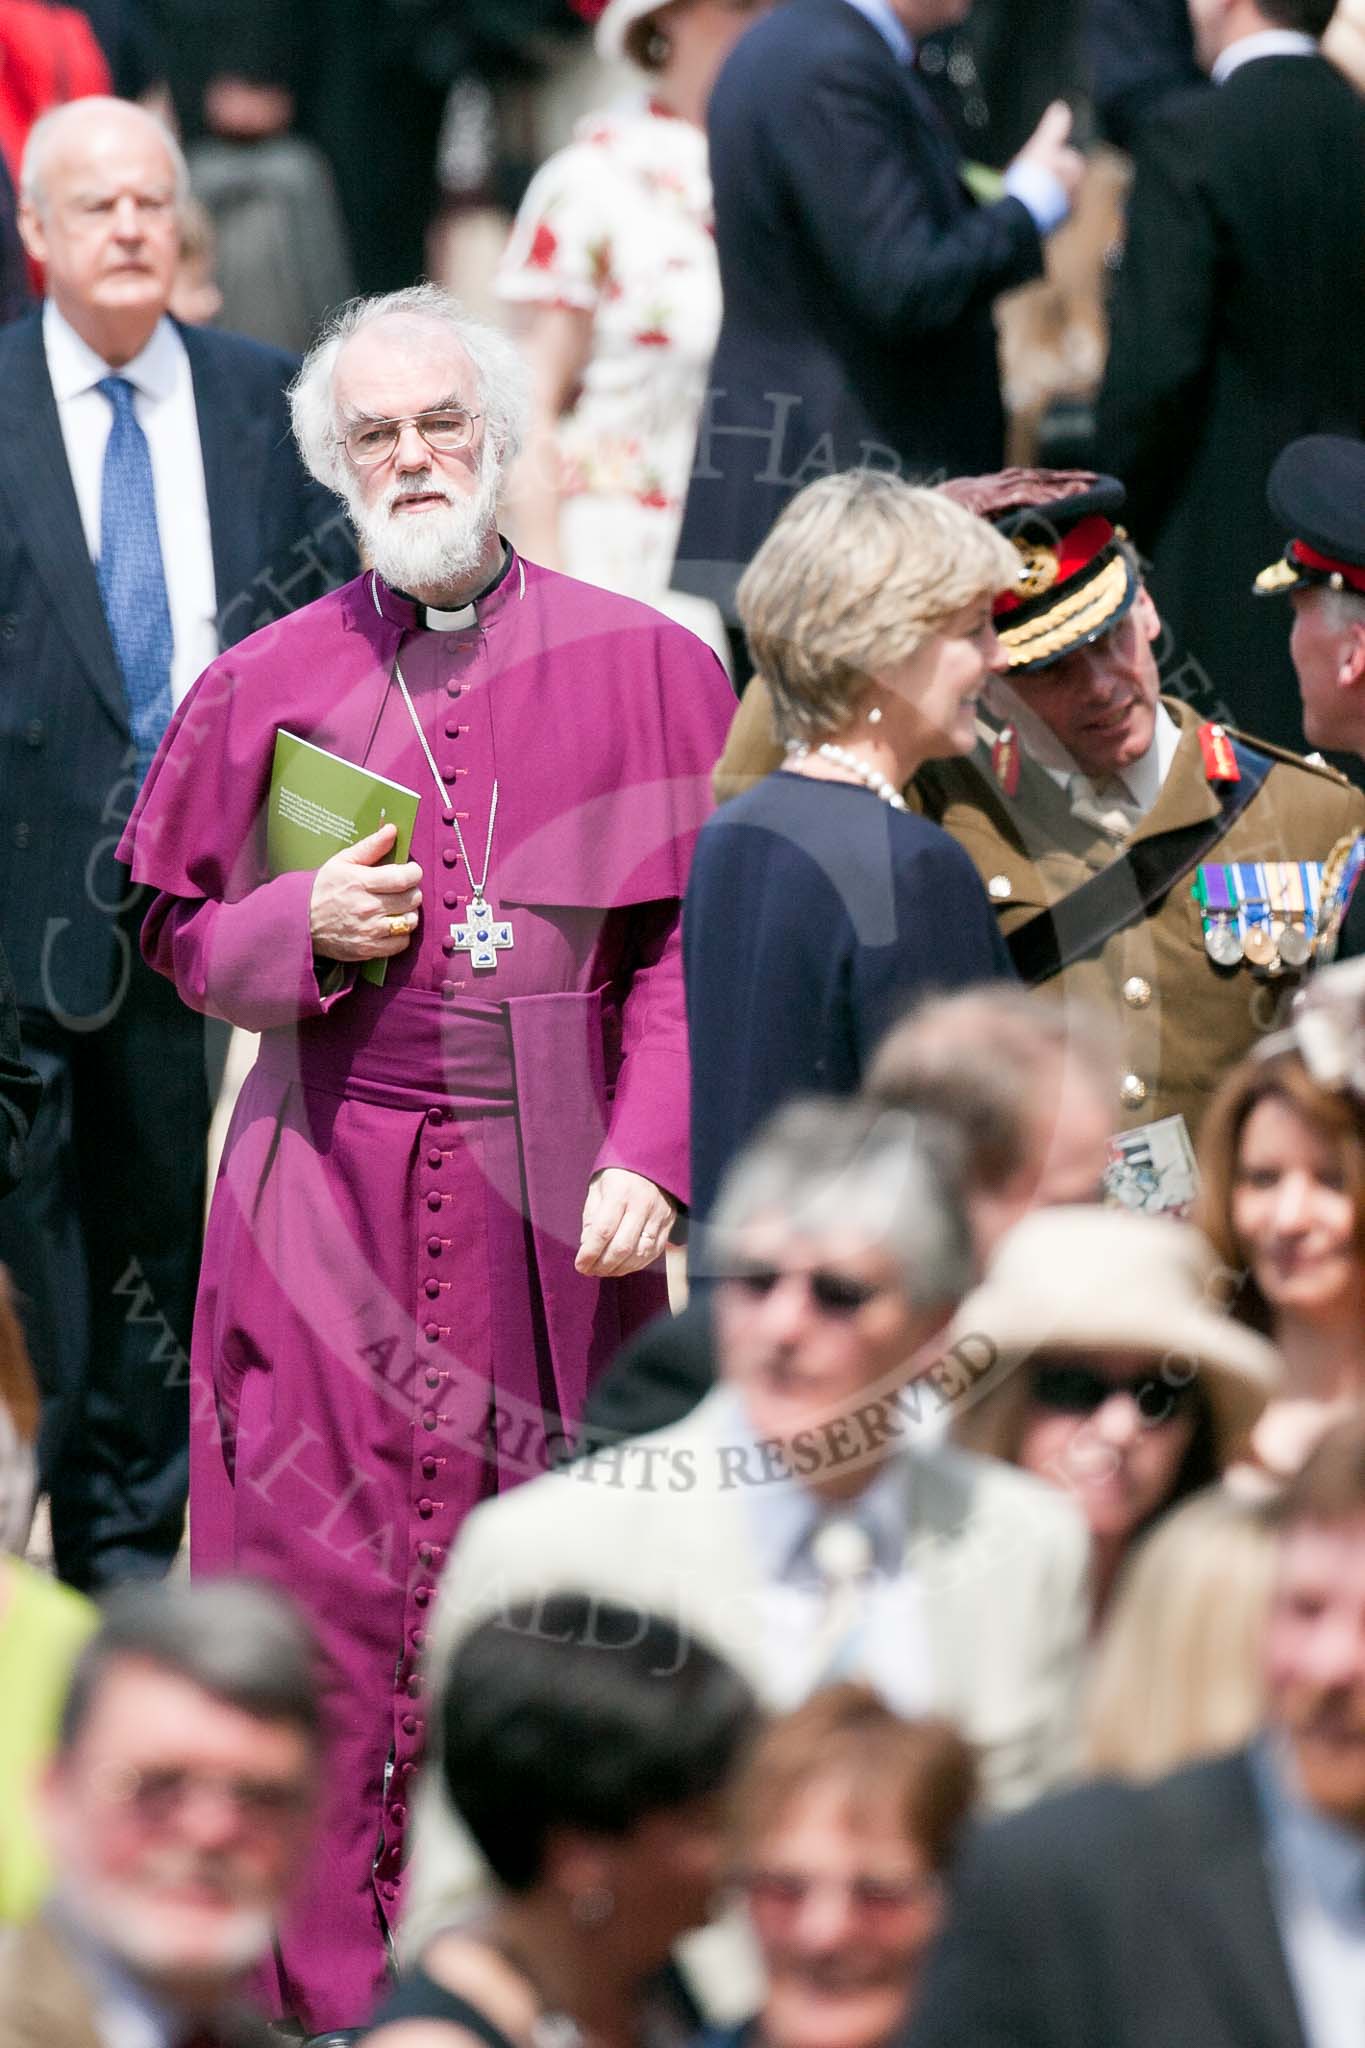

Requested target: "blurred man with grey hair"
[
  {"left": 116, "top": 283, "right": 736, "bottom": 2031},
  {"left": 404, "top": 1097, "right": 1089, "bottom": 1953},
  {"left": 0, "top": 1578, "right": 321, "bottom": 2047}
]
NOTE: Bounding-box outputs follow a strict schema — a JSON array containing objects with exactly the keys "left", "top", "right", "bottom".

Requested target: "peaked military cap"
[
  {"left": 982, "top": 473, "right": 1140, "bottom": 673},
  {"left": 1256, "top": 435, "right": 1365, "bottom": 599}
]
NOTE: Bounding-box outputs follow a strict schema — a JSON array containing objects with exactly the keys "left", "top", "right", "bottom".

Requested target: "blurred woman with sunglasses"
[
  {"left": 702, "top": 1686, "right": 975, "bottom": 2048},
  {"left": 950, "top": 1207, "right": 1279, "bottom": 1624},
  {"left": 1196, "top": 1043, "right": 1365, "bottom": 1484}
]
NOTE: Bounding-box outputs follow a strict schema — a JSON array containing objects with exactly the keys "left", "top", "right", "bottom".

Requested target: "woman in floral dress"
[{"left": 498, "top": 0, "right": 766, "bottom": 646}]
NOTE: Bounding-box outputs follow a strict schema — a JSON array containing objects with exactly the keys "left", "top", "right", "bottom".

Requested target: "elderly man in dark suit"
[
  {"left": 672, "top": 0, "right": 1083, "bottom": 680},
  {"left": 1096, "top": 0, "right": 1365, "bottom": 757},
  {"left": 0, "top": 96, "right": 355, "bottom": 1593},
  {"left": 906, "top": 1406, "right": 1365, "bottom": 2048}
]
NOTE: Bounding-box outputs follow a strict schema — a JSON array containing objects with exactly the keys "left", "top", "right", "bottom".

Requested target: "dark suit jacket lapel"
[
  {"left": 1147, "top": 1751, "right": 1309, "bottom": 2048},
  {"left": 181, "top": 323, "right": 273, "bottom": 636},
  {"left": 0, "top": 312, "right": 126, "bottom": 731},
  {"left": 811, "top": 0, "right": 966, "bottom": 209}
]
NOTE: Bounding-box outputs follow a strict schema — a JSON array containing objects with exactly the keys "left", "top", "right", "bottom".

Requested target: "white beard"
[{"left": 350, "top": 467, "right": 501, "bottom": 597}]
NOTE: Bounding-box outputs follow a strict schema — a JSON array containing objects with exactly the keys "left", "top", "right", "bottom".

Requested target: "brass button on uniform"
[
  {"left": 1119, "top": 1073, "right": 1148, "bottom": 1109},
  {"left": 1122, "top": 976, "right": 1152, "bottom": 1009}
]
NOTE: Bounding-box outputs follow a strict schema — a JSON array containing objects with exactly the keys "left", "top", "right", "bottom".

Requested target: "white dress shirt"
[
  {"left": 1212, "top": 29, "right": 1318, "bottom": 85},
  {"left": 43, "top": 301, "right": 219, "bottom": 710},
  {"left": 721, "top": 1390, "right": 937, "bottom": 1713},
  {"left": 1252, "top": 1736, "right": 1365, "bottom": 2048}
]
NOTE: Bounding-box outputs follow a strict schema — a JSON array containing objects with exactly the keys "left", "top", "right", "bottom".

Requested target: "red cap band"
[
  {"left": 995, "top": 515, "right": 1117, "bottom": 617},
  {"left": 1291, "top": 541, "right": 1365, "bottom": 594}
]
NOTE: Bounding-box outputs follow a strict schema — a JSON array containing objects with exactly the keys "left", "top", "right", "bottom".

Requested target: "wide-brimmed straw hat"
[{"left": 948, "top": 1206, "right": 1280, "bottom": 1453}]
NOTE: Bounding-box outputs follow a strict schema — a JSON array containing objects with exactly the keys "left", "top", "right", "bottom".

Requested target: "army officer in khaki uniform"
[{"left": 715, "top": 468, "right": 1365, "bottom": 1148}]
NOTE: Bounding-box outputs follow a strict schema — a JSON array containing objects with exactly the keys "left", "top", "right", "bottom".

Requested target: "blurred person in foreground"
[
  {"left": 951, "top": 1205, "right": 1279, "bottom": 1623},
  {"left": 498, "top": 0, "right": 766, "bottom": 644},
  {"left": 710, "top": 1686, "right": 976, "bottom": 2048},
  {"left": 0, "top": 97, "right": 356, "bottom": 1597},
  {"left": 1084, "top": 1486, "right": 1280, "bottom": 1779},
  {"left": 670, "top": 0, "right": 1084, "bottom": 680},
  {"left": 865, "top": 988, "right": 1115, "bottom": 1262},
  {"left": 685, "top": 472, "right": 1018, "bottom": 1240},
  {"left": 1254, "top": 435, "right": 1365, "bottom": 964},
  {"left": 364, "top": 1595, "right": 755, "bottom": 2048},
  {"left": 907, "top": 1408, "right": 1365, "bottom": 2048},
  {"left": 114, "top": 281, "right": 735, "bottom": 2034},
  {"left": 1095, "top": 0, "right": 1365, "bottom": 756},
  {"left": 717, "top": 468, "right": 1365, "bottom": 1149},
  {"left": 0, "top": 1578, "right": 320, "bottom": 2048},
  {"left": 1197, "top": 1043, "right": 1365, "bottom": 1484},
  {"left": 0, "top": 1268, "right": 96, "bottom": 1925},
  {"left": 403, "top": 1098, "right": 1089, "bottom": 1956},
  {"left": 581, "top": 985, "right": 1116, "bottom": 1446}
]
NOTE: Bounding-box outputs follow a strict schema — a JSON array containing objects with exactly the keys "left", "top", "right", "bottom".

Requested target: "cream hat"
[
  {"left": 595, "top": 0, "right": 672, "bottom": 62},
  {"left": 948, "top": 1206, "right": 1281, "bottom": 1454}
]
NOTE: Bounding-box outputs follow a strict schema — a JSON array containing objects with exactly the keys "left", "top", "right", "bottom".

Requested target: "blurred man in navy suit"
[{"left": 673, "top": 0, "right": 1083, "bottom": 680}]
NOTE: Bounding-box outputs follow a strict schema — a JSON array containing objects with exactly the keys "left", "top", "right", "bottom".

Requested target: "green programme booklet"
[{"left": 267, "top": 729, "right": 421, "bottom": 987}]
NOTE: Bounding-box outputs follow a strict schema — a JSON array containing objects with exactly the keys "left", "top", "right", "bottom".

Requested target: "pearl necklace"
[{"left": 786, "top": 740, "right": 909, "bottom": 811}]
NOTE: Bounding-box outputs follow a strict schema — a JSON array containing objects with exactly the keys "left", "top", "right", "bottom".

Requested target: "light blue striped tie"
[{"left": 95, "top": 375, "right": 174, "bottom": 782}]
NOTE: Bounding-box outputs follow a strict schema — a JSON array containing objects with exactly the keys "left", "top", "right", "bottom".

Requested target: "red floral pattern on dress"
[{"left": 528, "top": 221, "right": 558, "bottom": 267}]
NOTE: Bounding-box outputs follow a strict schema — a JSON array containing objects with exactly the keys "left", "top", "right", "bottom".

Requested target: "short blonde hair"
[
  {"left": 737, "top": 471, "right": 1020, "bottom": 747},
  {"left": 1084, "top": 1486, "right": 1279, "bottom": 1779}
]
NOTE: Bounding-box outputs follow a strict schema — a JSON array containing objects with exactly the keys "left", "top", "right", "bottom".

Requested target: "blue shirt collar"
[
  {"left": 1251, "top": 1733, "right": 1365, "bottom": 1927},
  {"left": 838, "top": 0, "right": 915, "bottom": 67}
]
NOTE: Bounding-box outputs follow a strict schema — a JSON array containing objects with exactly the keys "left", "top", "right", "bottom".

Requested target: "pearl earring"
[{"left": 867, "top": 705, "right": 883, "bottom": 725}]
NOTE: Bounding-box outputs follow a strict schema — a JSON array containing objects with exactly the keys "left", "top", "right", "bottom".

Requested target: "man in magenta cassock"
[{"left": 117, "top": 284, "right": 736, "bottom": 2035}]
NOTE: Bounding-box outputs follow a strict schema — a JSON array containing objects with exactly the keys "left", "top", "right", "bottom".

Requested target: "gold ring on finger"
[{"left": 387, "top": 915, "right": 410, "bottom": 937}]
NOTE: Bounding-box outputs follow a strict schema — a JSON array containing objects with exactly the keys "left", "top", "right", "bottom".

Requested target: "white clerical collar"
[
  {"left": 985, "top": 680, "right": 1179, "bottom": 808},
  {"left": 1212, "top": 28, "right": 1317, "bottom": 84},
  {"left": 43, "top": 299, "right": 182, "bottom": 404},
  {"left": 381, "top": 549, "right": 525, "bottom": 633}
]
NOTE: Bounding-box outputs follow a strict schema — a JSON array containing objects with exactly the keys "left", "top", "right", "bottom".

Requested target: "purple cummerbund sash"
[{"left": 256, "top": 985, "right": 522, "bottom": 1115}]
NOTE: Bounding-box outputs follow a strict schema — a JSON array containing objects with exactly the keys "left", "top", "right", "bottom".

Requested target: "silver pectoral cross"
[{"left": 451, "top": 891, "right": 514, "bottom": 971}]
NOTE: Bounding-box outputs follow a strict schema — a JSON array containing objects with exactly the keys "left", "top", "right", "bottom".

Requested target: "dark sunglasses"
[
  {"left": 1030, "top": 1362, "right": 1198, "bottom": 1424},
  {"left": 723, "top": 1262, "right": 886, "bottom": 1319}
]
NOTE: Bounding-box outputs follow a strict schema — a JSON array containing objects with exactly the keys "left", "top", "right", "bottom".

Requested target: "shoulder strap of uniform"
[
  {"left": 1220, "top": 723, "right": 1357, "bottom": 788},
  {"left": 1007, "top": 737, "right": 1273, "bottom": 987}
]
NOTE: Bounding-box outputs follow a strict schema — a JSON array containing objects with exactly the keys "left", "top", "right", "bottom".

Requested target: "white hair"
[
  {"left": 707, "top": 1098, "right": 973, "bottom": 1311},
  {"left": 20, "top": 97, "right": 190, "bottom": 214},
  {"left": 1323, "top": 585, "right": 1365, "bottom": 634},
  {"left": 288, "top": 284, "right": 531, "bottom": 495}
]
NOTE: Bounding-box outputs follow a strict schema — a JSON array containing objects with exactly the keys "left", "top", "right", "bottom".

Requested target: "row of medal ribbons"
[{"left": 1192, "top": 861, "right": 1325, "bottom": 971}]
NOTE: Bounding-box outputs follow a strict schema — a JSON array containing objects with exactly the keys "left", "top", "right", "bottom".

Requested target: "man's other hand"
[{"left": 576, "top": 1167, "right": 678, "bottom": 1278}]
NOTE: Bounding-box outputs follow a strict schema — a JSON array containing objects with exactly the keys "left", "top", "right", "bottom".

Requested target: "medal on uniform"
[
  {"left": 1271, "top": 862, "right": 1313, "bottom": 969},
  {"left": 1193, "top": 865, "right": 1243, "bottom": 966},
  {"left": 1239, "top": 862, "right": 1278, "bottom": 970}
]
